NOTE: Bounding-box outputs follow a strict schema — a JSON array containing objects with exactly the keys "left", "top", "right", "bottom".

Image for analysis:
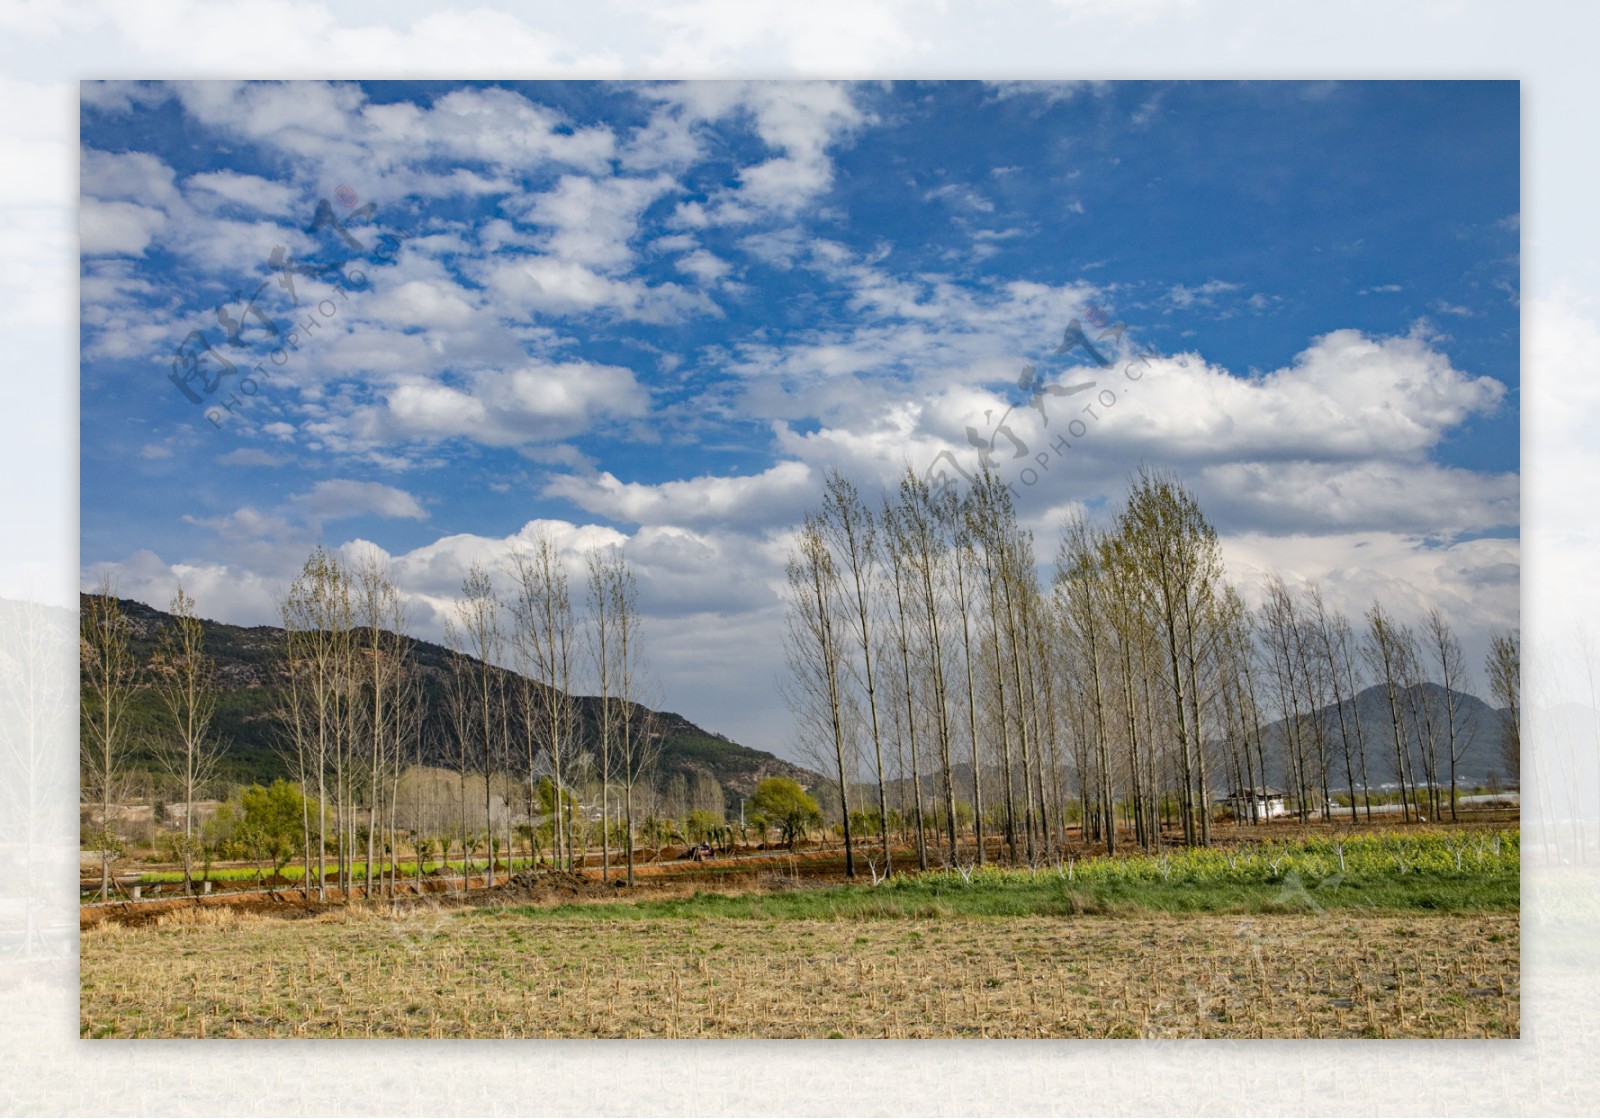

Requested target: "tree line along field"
[
  {"left": 83, "top": 468, "right": 1522, "bottom": 920},
  {"left": 79, "top": 467, "right": 1521, "bottom": 1039},
  {"left": 80, "top": 828, "right": 1519, "bottom": 1039}
]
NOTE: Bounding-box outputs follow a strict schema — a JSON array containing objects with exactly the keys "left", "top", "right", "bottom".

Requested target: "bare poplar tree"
[
  {"left": 386, "top": 662, "right": 426, "bottom": 896},
  {"left": 1423, "top": 605, "right": 1467, "bottom": 820},
  {"left": 453, "top": 563, "right": 503, "bottom": 884},
  {"left": 1055, "top": 514, "right": 1117, "bottom": 853},
  {"left": 967, "top": 471, "right": 1021, "bottom": 861},
  {"left": 1260, "top": 576, "right": 1313, "bottom": 821},
  {"left": 1364, "top": 601, "right": 1417, "bottom": 823},
  {"left": 883, "top": 489, "right": 931, "bottom": 871},
  {"left": 1304, "top": 585, "right": 1369, "bottom": 822},
  {"left": 509, "top": 534, "right": 578, "bottom": 872},
  {"left": 352, "top": 551, "right": 409, "bottom": 896},
  {"left": 606, "top": 554, "right": 658, "bottom": 886},
  {"left": 439, "top": 631, "right": 477, "bottom": 892},
  {"left": 1118, "top": 470, "right": 1223, "bottom": 845},
  {"left": 1486, "top": 628, "right": 1520, "bottom": 781},
  {"left": 951, "top": 490, "right": 988, "bottom": 865},
  {"left": 151, "top": 583, "right": 222, "bottom": 894},
  {"left": 80, "top": 577, "right": 139, "bottom": 900},
  {"left": 783, "top": 513, "right": 857, "bottom": 877},
  {"left": 586, "top": 546, "right": 624, "bottom": 882},
  {"left": 280, "top": 548, "right": 354, "bottom": 901},
  {"left": 996, "top": 523, "right": 1045, "bottom": 860},
  {"left": 820, "top": 470, "right": 892, "bottom": 873},
  {"left": 1332, "top": 607, "right": 1375, "bottom": 822},
  {"left": 1099, "top": 529, "right": 1156, "bottom": 849},
  {"left": 893, "top": 467, "right": 959, "bottom": 863}
]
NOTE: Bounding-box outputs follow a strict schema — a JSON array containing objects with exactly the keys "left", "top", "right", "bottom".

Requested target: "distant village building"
[{"left": 1222, "top": 787, "right": 1287, "bottom": 821}]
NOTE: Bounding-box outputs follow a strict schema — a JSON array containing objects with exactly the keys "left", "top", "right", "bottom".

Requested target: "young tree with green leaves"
[{"left": 748, "top": 776, "right": 822, "bottom": 850}]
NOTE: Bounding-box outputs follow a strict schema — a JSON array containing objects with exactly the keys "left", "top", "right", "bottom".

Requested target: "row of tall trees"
[
  {"left": 277, "top": 533, "right": 660, "bottom": 894},
  {"left": 79, "top": 575, "right": 228, "bottom": 898},
  {"left": 783, "top": 465, "right": 1521, "bottom": 874},
  {"left": 79, "top": 533, "right": 664, "bottom": 898}
]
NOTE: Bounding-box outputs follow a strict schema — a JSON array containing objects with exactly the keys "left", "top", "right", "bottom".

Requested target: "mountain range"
[{"left": 86, "top": 594, "right": 821, "bottom": 802}]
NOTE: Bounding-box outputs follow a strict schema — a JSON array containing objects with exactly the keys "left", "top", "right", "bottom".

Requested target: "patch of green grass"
[
  {"left": 503, "top": 830, "right": 1519, "bottom": 923},
  {"left": 510, "top": 868, "right": 1514, "bottom": 923}
]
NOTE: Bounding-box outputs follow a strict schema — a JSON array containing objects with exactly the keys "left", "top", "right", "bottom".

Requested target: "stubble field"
[{"left": 80, "top": 904, "right": 1518, "bottom": 1039}]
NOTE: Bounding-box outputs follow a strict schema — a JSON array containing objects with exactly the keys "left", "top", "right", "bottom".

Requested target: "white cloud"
[
  {"left": 675, "top": 248, "right": 733, "bottom": 283},
  {"left": 984, "top": 80, "right": 1100, "bottom": 104},
  {"left": 1099, "top": 329, "right": 1506, "bottom": 464},
  {"left": 1167, "top": 278, "right": 1241, "bottom": 309},
  {"left": 80, "top": 148, "right": 181, "bottom": 209},
  {"left": 290, "top": 479, "right": 428, "bottom": 521},
  {"left": 216, "top": 447, "right": 289, "bottom": 467},
  {"left": 478, "top": 254, "right": 718, "bottom": 322},
  {"left": 351, "top": 359, "right": 648, "bottom": 448},
  {"left": 544, "top": 460, "right": 816, "bottom": 529},
  {"left": 923, "top": 182, "right": 995, "bottom": 213},
  {"left": 517, "top": 172, "right": 678, "bottom": 270},
  {"left": 163, "top": 81, "right": 617, "bottom": 205},
  {"left": 185, "top": 170, "right": 301, "bottom": 216},
  {"left": 738, "top": 227, "right": 806, "bottom": 269},
  {"left": 78, "top": 198, "right": 167, "bottom": 255},
  {"left": 648, "top": 81, "right": 868, "bottom": 223}
]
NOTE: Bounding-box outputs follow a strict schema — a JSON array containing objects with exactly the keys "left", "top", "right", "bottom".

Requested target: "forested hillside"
[{"left": 90, "top": 594, "right": 821, "bottom": 803}]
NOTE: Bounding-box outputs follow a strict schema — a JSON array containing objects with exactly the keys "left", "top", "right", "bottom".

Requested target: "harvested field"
[{"left": 79, "top": 905, "right": 1518, "bottom": 1039}]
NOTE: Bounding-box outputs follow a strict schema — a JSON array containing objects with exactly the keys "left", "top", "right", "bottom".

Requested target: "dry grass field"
[{"left": 79, "top": 903, "right": 1518, "bottom": 1039}]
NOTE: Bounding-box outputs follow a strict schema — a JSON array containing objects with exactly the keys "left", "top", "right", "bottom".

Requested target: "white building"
[{"left": 1221, "top": 787, "right": 1287, "bottom": 821}]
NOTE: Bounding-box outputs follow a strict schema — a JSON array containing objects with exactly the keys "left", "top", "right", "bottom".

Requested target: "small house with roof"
[{"left": 1221, "top": 786, "right": 1287, "bottom": 821}]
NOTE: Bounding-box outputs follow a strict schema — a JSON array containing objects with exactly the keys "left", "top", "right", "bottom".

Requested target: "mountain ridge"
[{"left": 84, "top": 594, "right": 825, "bottom": 802}]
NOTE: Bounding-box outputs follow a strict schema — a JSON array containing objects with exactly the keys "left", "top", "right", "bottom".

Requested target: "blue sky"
[{"left": 79, "top": 80, "right": 1519, "bottom": 759}]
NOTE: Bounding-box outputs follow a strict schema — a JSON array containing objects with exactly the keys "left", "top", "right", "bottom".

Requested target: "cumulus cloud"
[
  {"left": 1102, "top": 329, "right": 1506, "bottom": 464},
  {"left": 348, "top": 359, "right": 649, "bottom": 449},
  {"left": 544, "top": 460, "right": 816, "bottom": 529},
  {"left": 517, "top": 173, "right": 678, "bottom": 270},
  {"left": 290, "top": 479, "right": 428, "bottom": 521},
  {"left": 478, "top": 254, "right": 718, "bottom": 322},
  {"left": 185, "top": 170, "right": 301, "bottom": 216},
  {"left": 651, "top": 81, "right": 867, "bottom": 224},
  {"left": 79, "top": 198, "right": 167, "bottom": 255}
]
